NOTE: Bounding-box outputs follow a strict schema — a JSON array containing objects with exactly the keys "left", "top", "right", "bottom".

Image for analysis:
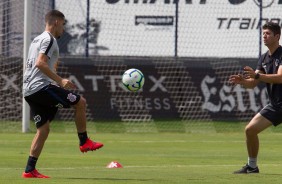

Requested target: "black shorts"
[
  {"left": 260, "top": 103, "right": 282, "bottom": 126},
  {"left": 24, "top": 84, "right": 81, "bottom": 128}
]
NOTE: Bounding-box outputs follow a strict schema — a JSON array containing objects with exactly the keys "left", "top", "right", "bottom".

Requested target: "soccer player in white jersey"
[{"left": 22, "top": 10, "right": 103, "bottom": 178}]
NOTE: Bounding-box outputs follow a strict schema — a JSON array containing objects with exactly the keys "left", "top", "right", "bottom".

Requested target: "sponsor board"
[
  {"left": 56, "top": 56, "right": 267, "bottom": 121},
  {"left": 1, "top": 56, "right": 268, "bottom": 121}
]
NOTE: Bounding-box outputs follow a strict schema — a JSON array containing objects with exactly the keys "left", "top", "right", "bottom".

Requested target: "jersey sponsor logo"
[
  {"left": 34, "top": 115, "right": 41, "bottom": 123},
  {"left": 67, "top": 93, "right": 77, "bottom": 102},
  {"left": 26, "top": 58, "right": 35, "bottom": 69}
]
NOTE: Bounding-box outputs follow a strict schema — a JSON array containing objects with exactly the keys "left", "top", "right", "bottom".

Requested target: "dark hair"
[
  {"left": 262, "top": 22, "right": 281, "bottom": 36},
  {"left": 45, "top": 10, "right": 65, "bottom": 25}
]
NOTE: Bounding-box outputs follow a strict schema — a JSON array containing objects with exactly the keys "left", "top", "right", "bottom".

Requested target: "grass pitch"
[{"left": 2, "top": 122, "right": 282, "bottom": 183}]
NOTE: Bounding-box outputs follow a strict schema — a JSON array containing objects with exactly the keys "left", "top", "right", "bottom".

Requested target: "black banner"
[
  {"left": 56, "top": 56, "right": 264, "bottom": 121},
  {"left": 0, "top": 56, "right": 265, "bottom": 121}
]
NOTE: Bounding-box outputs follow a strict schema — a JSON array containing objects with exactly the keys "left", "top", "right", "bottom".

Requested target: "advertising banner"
[
  {"left": 0, "top": 56, "right": 267, "bottom": 121},
  {"left": 55, "top": 56, "right": 267, "bottom": 121}
]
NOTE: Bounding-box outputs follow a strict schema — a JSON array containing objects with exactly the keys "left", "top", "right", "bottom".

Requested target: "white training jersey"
[{"left": 23, "top": 31, "right": 59, "bottom": 97}]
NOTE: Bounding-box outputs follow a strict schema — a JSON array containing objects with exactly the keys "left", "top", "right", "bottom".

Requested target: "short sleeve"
[
  {"left": 256, "top": 53, "right": 266, "bottom": 71},
  {"left": 39, "top": 35, "right": 54, "bottom": 59}
]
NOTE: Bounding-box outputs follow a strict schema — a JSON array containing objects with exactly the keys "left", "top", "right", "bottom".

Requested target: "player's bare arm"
[
  {"left": 229, "top": 67, "right": 260, "bottom": 89},
  {"left": 244, "top": 65, "right": 282, "bottom": 84},
  {"left": 35, "top": 53, "right": 76, "bottom": 89}
]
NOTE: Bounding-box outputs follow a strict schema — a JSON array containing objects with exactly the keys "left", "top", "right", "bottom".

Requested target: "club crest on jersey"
[{"left": 67, "top": 93, "right": 77, "bottom": 102}]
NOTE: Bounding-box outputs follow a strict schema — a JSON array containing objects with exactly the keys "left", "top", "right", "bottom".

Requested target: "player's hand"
[
  {"left": 243, "top": 66, "right": 256, "bottom": 79},
  {"left": 229, "top": 74, "right": 244, "bottom": 85},
  {"left": 59, "top": 79, "right": 77, "bottom": 89}
]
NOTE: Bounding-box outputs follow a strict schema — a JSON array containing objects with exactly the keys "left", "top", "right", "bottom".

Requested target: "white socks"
[{"left": 248, "top": 157, "right": 257, "bottom": 168}]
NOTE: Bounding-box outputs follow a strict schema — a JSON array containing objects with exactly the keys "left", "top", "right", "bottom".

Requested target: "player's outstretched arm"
[
  {"left": 245, "top": 66, "right": 282, "bottom": 84},
  {"left": 229, "top": 66, "right": 260, "bottom": 89}
]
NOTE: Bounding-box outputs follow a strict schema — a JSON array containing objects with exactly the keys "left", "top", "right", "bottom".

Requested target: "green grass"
[
  {"left": 2, "top": 122, "right": 282, "bottom": 183},
  {"left": 0, "top": 120, "right": 247, "bottom": 133}
]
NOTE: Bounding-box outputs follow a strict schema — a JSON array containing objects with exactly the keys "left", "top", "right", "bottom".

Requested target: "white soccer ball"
[{"left": 122, "top": 68, "right": 145, "bottom": 92}]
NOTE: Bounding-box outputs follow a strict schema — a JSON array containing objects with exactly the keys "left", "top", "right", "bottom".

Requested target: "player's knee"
[
  {"left": 245, "top": 125, "right": 257, "bottom": 136},
  {"left": 76, "top": 96, "right": 86, "bottom": 109},
  {"left": 37, "top": 124, "right": 50, "bottom": 139}
]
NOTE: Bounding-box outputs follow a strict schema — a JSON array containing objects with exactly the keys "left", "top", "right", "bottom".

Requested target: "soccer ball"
[{"left": 122, "top": 68, "right": 145, "bottom": 92}]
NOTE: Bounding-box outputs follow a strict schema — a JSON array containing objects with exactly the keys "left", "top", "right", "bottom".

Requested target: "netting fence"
[{"left": 0, "top": 0, "right": 281, "bottom": 132}]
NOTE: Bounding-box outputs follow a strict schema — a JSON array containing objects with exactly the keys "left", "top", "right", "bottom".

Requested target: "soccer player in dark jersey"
[
  {"left": 229, "top": 22, "right": 282, "bottom": 174},
  {"left": 22, "top": 10, "right": 103, "bottom": 178}
]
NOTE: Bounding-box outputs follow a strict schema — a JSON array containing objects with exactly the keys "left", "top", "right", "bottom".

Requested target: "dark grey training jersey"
[
  {"left": 256, "top": 46, "right": 282, "bottom": 107},
  {"left": 23, "top": 31, "right": 59, "bottom": 97}
]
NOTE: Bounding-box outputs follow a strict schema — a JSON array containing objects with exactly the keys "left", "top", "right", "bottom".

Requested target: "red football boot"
[
  {"left": 80, "top": 138, "right": 103, "bottom": 153},
  {"left": 22, "top": 169, "right": 50, "bottom": 178}
]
